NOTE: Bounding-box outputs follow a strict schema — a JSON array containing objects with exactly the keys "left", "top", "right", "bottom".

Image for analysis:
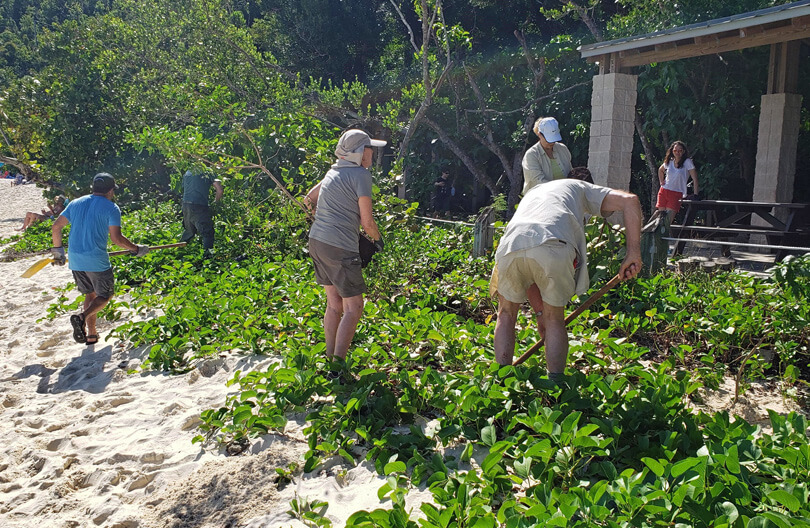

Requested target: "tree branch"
[
  {"left": 634, "top": 111, "right": 659, "bottom": 210},
  {"left": 514, "top": 30, "right": 544, "bottom": 92},
  {"left": 463, "top": 81, "right": 592, "bottom": 116},
  {"left": 389, "top": 0, "right": 419, "bottom": 53},
  {"left": 566, "top": 1, "right": 604, "bottom": 41}
]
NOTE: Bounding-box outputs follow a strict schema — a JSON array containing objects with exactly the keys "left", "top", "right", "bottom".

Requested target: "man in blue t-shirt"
[
  {"left": 179, "top": 170, "right": 223, "bottom": 256},
  {"left": 51, "top": 173, "right": 150, "bottom": 344}
]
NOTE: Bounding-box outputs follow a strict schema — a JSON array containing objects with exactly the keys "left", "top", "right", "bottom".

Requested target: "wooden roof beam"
[
  {"left": 600, "top": 18, "right": 810, "bottom": 67},
  {"left": 739, "top": 25, "right": 764, "bottom": 37}
]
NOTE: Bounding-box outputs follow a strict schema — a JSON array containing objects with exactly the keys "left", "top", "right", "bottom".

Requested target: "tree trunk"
[
  {"left": 566, "top": 1, "right": 604, "bottom": 41},
  {"left": 423, "top": 116, "right": 498, "bottom": 198},
  {"left": 0, "top": 154, "right": 64, "bottom": 191},
  {"left": 507, "top": 152, "right": 523, "bottom": 214},
  {"left": 634, "top": 112, "right": 659, "bottom": 211}
]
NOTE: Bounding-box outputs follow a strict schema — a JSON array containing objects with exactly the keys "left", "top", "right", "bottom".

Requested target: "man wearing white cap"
[
  {"left": 521, "top": 117, "right": 573, "bottom": 195},
  {"left": 305, "top": 129, "right": 386, "bottom": 374}
]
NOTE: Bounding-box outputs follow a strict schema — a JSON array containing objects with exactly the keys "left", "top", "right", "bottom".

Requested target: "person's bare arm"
[
  {"left": 305, "top": 182, "right": 321, "bottom": 215},
  {"left": 109, "top": 226, "right": 139, "bottom": 252},
  {"left": 52, "top": 215, "right": 69, "bottom": 247},
  {"left": 601, "top": 190, "right": 643, "bottom": 280},
  {"left": 358, "top": 196, "right": 381, "bottom": 241},
  {"left": 213, "top": 180, "right": 224, "bottom": 202},
  {"left": 658, "top": 164, "right": 666, "bottom": 187},
  {"left": 688, "top": 168, "right": 699, "bottom": 195}
]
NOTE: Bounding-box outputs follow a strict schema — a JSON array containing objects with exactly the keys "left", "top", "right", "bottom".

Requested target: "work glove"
[
  {"left": 131, "top": 244, "right": 150, "bottom": 257},
  {"left": 51, "top": 247, "right": 66, "bottom": 266},
  {"left": 373, "top": 237, "right": 384, "bottom": 253}
]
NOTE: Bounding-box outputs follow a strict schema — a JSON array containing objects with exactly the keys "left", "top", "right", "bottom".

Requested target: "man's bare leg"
[
  {"left": 494, "top": 294, "right": 520, "bottom": 365},
  {"left": 541, "top": 302, "right": 568, "bottom": 375},
  {"left": 81, "top": 292, "right": 110, "bottom": 339},
  {"left": 526, "top": 284, "right": 546, "bottom": 339}
]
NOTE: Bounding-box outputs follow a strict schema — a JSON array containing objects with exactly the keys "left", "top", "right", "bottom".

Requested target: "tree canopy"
[{"left": 1, "top": 0, "right": 807, "bottom": 210}]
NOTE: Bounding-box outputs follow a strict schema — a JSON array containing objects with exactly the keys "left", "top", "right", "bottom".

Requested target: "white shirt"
[
  {"left": 496, "top": 179, "right": 611, "bottom": 295},
  {"left": 662, "top": 158, "right": 695, "bottom": 196}
]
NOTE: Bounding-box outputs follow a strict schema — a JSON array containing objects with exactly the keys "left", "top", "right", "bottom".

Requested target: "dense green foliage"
[{"left": 7, "top": 184, "right": 809, "bottom": 526}]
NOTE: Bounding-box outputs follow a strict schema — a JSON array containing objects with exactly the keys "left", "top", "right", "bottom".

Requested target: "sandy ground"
[
  {"left": 0, "top": 182, "right": 49, "bottom": 241},
  {"left": 0, "top": 182, "right": 805, "bottom": 527},
  {"left": 0, "top": 182, "right": 430, "bottom": 527}
]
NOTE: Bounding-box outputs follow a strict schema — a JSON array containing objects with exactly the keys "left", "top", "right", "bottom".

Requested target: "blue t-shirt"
[{"left": 61, "top": 194, "right": 122, "bottom": 272}]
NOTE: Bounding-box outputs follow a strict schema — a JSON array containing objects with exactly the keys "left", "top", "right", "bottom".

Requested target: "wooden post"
[
  {"left": 640, "top": 213, "right": 670, "bottom": 276},
  {"left": 473, "top": 206, "right": 495, "bottom": 257}
]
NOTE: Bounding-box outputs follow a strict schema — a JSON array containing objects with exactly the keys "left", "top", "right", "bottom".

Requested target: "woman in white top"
[{"left": 655, "top": 140, "right": 699, "bottom": 217}]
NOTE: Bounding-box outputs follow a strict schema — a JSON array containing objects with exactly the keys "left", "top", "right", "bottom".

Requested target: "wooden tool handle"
[
  {"left": 512, "top": 273, "right": 622, "bottom": 366},
  {"left": 108, "top": 242, "right": 187, "bottom": 256}
]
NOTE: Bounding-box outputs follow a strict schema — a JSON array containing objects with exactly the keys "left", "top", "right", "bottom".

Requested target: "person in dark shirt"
[
  {"left": 179, "top": 170, "right": 223, "bottom": 255},
  {"left": 433, "top": 170, "right": 452, "bottom": 213}
]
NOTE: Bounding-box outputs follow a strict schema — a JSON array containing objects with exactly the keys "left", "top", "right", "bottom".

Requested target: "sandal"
[
  {"left": 85, "top": 335, "right": 99, "bottom": 345},
  {"left": 70, "top": 314, "right": 87, "bottom": 343}
]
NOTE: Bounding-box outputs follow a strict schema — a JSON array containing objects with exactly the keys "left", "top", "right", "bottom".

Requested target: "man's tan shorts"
[
  {"left": 490, "top": 240, "right": 576, "bottom": 307},
  {"left": 309, "top": 238, "right": 367, "bottom": 298}
]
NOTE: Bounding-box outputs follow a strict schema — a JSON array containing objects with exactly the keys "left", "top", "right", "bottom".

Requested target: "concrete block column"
[
  {"left": 750, "top": 93, "right": 801, "bottom": 242},
  {"left": 753, "top": 93, "right": 802, "bottom": 204},
  {"left": 587, "top": 73, "right": 638, "bottom": 192}
]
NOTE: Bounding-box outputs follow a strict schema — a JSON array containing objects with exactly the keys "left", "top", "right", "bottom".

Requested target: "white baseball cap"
[{"left": 534, "top": 117, "right": 562, "bottom": 143}]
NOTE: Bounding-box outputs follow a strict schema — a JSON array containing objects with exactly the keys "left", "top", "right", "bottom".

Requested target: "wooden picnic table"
[{"left": 670, "top": 199, "right": 809, "bottom": 260}]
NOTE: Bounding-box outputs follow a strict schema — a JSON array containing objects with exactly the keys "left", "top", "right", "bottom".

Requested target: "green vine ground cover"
[{"left": 4, "top": 192, "right": 809, "bottom": 527}]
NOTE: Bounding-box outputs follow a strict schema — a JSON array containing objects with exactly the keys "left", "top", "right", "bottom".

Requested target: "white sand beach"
[{"left": 0, "top": 182, "right": 429, "bottom": 527}]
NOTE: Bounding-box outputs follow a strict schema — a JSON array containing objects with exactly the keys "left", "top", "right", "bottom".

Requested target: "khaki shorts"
[
  {"left": 490, "top": 240, "right": 576, "bottom": 307},
  {"left": 309, "top": 238, "right": 366, "bottom": 298}
]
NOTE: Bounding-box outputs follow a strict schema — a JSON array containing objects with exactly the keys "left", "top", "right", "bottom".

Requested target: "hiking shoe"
[{"left": 325, "top": 369, "right": 356, "bottom": 385}]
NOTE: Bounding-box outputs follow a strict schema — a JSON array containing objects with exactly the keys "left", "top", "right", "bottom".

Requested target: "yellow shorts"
[{"left": 490, "top": 240, "right": 576, "bottom": 307}]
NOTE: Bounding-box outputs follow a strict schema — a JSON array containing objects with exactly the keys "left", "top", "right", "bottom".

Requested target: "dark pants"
[
  {"left": 180, "top": 202, "right": 215, "bottom": 250},
  {"left": 434, "top": 194, "right": 450, "bottom": 212}
]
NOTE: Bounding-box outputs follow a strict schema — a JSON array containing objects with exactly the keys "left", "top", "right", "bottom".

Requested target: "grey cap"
[
  {"left": 92, "top": 173, "right": 118, "bottom": 193},
  {"left": 335, "top": 129, "right": 387, "bottom": 160},
  {"left": 534, "top": 117, "right": 563, "bottom": 143}
]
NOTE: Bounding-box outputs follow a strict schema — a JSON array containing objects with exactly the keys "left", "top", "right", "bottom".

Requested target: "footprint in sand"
[
  {"left": 126, "top": 471, "right": 157, "bottom": 491},
  {"left": 161, "top": 402, "right": 185, "bottom": 416},
  {"left": 46, "top": 438, "right": 70, "bottom": 451},
  {"left": 89, "top": 394, "right": 135, "bottom": 412},
  {"left": 181, "top": 414, "right": 203, "bottom": 431},
  {"left": 38, "top": 336, "right": 61, "bottom": 350},
  {"left": 139, "top": 452, "right": 166, "bottom": 465},
  {"left": 2, "top": 393, "right": 22, "bottom": 408}
]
